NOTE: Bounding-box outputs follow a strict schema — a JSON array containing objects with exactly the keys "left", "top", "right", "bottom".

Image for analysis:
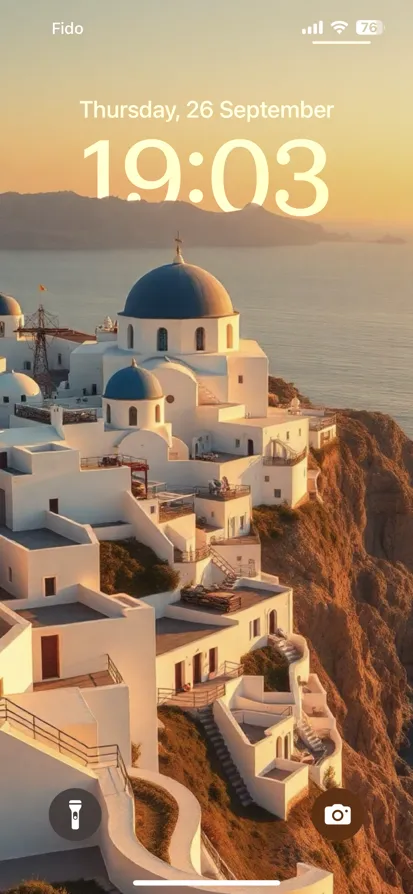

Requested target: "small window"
[
  {"left": 211, "top": 511, "right": 215, "bottom": 518},
  {"left": 44, "top": 577, "right": 56, "bottom": 597},
  {"left": 274, "top": 489, "right": 281, "bottom": 498},
  {"left": 195, "top": 327, "right": 205, "bottom": 351},
  {"left": 8, "top": 567, "right": 12, "bottom": 583},
  {"left": 20, "top": 395, "right": 27, "bottom": 403},
  {"left": 157, "top": 327, "right": 168, "bottom": 351},
  {"left": 49, "top": 499, "right": 59, "bottom": 514},
  {"left": 150, "top": 506, "right": 156, "bottom": 515},
  {"left": 226, "top": 324, "right": 233, "bottom": 349},
  {"left": 127, "top": 324, "right": 134, "bottom": 350},
  {"left": 0, "top": 322, "right": 4, "bottom": 338},
  {"left": 264, "top": 475, "right": 270, "bottom": 482},
  {"left": 58, "top": 353, "right": 62, "bottom": 366},
  {"left": 240, "top": 515, "right": 245, "bottom": 529},
  {"left": 106, "top": 404, "right": 111, "bottom": 424},
  {"left": 3, "top": 397, "right": 9, "bottom": 404},
  {"left": 23, "top": 361, "right": 31, "bottom": 371},
  {"left": 235, "top": 439, "right": 240, "bottom": 448},
  {"left": 238, "top": 375, "right": 243, "bottom": 384},
  {"left": 253, "top": 618, "right": 260, "bottom": 637},
  {"left": 166, "top": 394, "right": 175, "bottom": 404},
  {"left": 155, "top": 404, "right": 161, "bottom": 423},
  {"left": 299, "top": 428, "right": 302, "bottom": 436},
  {"left": 237, "top": 555, "right": 242, "bottom": 562},
  {"left": 129, "top": 406, "right": 138, "bottom": 426},
  {"left": 91, "top": 384, "right": 97, "bottom": 396},
  {"left": 286, "top": 431, "right": 290, "bottom": 440}
]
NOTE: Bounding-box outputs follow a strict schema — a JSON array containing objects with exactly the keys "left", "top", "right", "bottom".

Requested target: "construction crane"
[{"left": 15, "top": 305, "right": 73, "bottom": 397}]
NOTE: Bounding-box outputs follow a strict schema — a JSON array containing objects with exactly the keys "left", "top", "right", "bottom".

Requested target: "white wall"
[
  {"left": 0, "top": 613, "right": 33, "bottom": 695},
  {"left": 123, "top": 491, "right": 175, "bottom": 563}
]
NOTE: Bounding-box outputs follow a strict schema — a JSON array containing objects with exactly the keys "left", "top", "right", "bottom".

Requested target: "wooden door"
[
  {"left": 269, "top": 610, "right": 277, "bottom": 635},
  {"left": 193, "top": 652, "right": 202, "bottom": 685},
  {"left": 209, "top": 647, "right": 217, "bottom": 675},
  {"left": 247, "top": 439, "right": 254, "bottom": 456},
  {"left": 41, "top": 635, "right": 60, "bottom": 680},
  {"left": 49, "top": 498, "right": 59, "bottom": 514},
  {"left": 175, "top": 661, "right": 183, "bottom": 692}
]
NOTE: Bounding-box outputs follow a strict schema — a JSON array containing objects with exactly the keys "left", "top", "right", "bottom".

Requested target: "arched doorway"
[
  {"left": 284, "top": 735, "right": 289, "bottom": 759},
  {"left": 247, "top": 439, "right": 254, "bottom": 456},
  {"left": 276, "top": 736, "right": 283, "bottom": 758},
  {"left": 269, "top": 609, "right": 277, "bottom": 635}
]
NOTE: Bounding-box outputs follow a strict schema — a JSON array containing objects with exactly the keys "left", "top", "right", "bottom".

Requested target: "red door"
[
  {"left": 209, "top": 648, "right": 217, "bottom": 674},
  {"left": 193, "top": 653, "right": 202, "bottom": 684},
  {"left": 175, "top": 661, "right": 184, "bottom": 692},
  {"left": 41, "top": 635, "right": 60, "bottom": 679}
]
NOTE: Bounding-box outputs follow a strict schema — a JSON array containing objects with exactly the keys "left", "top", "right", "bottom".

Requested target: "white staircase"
[
  {"left": 270, "top": 634, "right": 302, "bottom": 664},
  {"left": 296, "top": 714, "right": 327, "bottom": 761},
  {"left": 210, "top": 548, "right": 239, "bottom": 589},
  {"left": 197, "top": 380, "right": 221, "bottom": 406}
]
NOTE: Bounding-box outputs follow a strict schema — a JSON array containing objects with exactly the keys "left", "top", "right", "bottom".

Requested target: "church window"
[
  {"left": 129, "top": 406, "right": 138, "bottom": 426},
  {"left": 127, "top": 324, "right": 134, "bottom": 349},
  {"left": 235, "top": 439, "right": 240, "bottom": 448},
  {"left": 238, "top": 375, "right": 243, "bottom": 384},
  {"left": 274, "top": 489, "right": 281, "bottom": 498},
  {"left": 157, "top": 328, "right": 168, "bottom": 351},
  {"left": 58, "top": 353, "right": 62, "bottom": 366},
  {"left": 195, "top": 327, "right": 205, "bottom": 351},
  {"left": 3, "top": 397, "right": 9, "bottom": 404},
  {"left": 264, "top": 476, "right": 270, "bottom": 482},
  {"left": 23, "top": 361, "right": 31, "bottom": 371},
  {"left": 166, "top": 394, "right": 175, "bottom": 404},
  {"left": 226, "top": 324, "right": 233, "bottom": 349},
  {"left": 106, "top": 404, "right": 111, "bottom": 424},
  {"left": 91, "top": 384, "right": 97, "bottom": 396},
  {"left": 20, "top": 395, "right": 27, "bottom": 403},
  {"left": 155, "top": 404, "right": 161, "bottom": 423},
  {"left": 0, "top": 323, "right": 4, "bottom": 338}
]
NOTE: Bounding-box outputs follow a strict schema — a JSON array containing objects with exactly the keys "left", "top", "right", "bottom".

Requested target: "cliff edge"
[{"left": 257, "top": 388, "right": 413, "bottom": 892}]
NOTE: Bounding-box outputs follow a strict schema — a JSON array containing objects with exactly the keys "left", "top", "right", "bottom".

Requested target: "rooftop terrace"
[
  {"left": 177, "top": 585, "right": 284, "bottom": 616},
  {"left": 156, "top": 616, "right": 222, "bottom": 655},
  {"left": 16, "top": 602, "right": 108, "bottom": 628},
  {"left": 0, "top": 527, "right": 78, "bottom": 550}
]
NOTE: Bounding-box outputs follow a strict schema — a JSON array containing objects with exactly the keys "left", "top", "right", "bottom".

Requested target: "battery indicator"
[{"left": 356, "top": 20, "right": 385, "bottom": 35}]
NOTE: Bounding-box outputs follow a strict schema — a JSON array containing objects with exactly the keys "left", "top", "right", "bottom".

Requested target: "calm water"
[{"left": 0, "top": 244, "right": 412, "bottom": 434}]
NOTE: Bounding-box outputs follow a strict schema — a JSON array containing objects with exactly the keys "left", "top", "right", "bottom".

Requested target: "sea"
[{"left": 0, "top": 243, "right": 412, "bottom": 434}]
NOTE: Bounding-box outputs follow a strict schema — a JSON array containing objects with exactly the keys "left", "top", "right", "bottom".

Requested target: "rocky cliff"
[{"left": 257, "top": 390, "right": 413, "bottom": 893}]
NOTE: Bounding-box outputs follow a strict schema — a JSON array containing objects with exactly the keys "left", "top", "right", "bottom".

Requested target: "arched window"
[
  {"left": 276, "top": 736, "right": 283, "bottom": 758},
  {"left": 127, "top": 324, "right": 134, "bottom": 349},
  {"left": 195, "top": 327, "right": 205, "bottom": 351},
  {"left": 157, "top": 327, "right": 168, "bottom": 351},
  {"left": 226, "top": 324, "right": 233, "bottom": 349},
  {"left": 284, "top": 735, "right": 289, "bottom": 760},
  {"left": 106, "top": 404, "right": 111, "bottom": 424},
  {"left": 129, "top": 406, "right": 138, "bottom": 426},
  {"left": 0, "top": 322, "right": 4, "bottom": 338},
  {"left": 155, "top": 404, "right": 161, "bottom": 423}
]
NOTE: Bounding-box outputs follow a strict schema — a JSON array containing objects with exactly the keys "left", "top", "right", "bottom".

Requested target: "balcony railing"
[
  {"left": 309, "top": 415, "right": 337, "bottom": 432},
  {"left": 80, "top": 453, "right": 148, "bottom": 471},
  {"left": 157, "top": 682, "right": 226, "bottom": 707},
  {"left": 170, "top": 484, "right": 250, "bottom": 502},
  {"left": 209, "top": 533, "right": 260, "bottom": 545},
  {"left": 175, "top": 546, "right": 211, "bottom": 563},
  {"left": 159, "top": 503, "right": 194, "bottom": 522},
  {"left": 14, "top": 404, "right": 98, "bottom": 425},
  {"left": 263, "top": 448, "right": 307, "bottom": 467}
]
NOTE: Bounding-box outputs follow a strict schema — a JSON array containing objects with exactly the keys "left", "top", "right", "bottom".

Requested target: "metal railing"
[
  {"left": 201, "top": 831, "right": 237, "bottom": 881},
  {"left": 309, "top": 414, "right": 337, "bottom": 432},
  {"left": 263, "top": 448, "right": 307, "bottom": 467},
  {"left": 220, "top": 661, "right": 243, "bottom": 679},
  {"left": 0, "top": 697, "right": 132, "bottom": 795},
  {"left": 167, "top": 484, "right": 250, "bottom": 501},
  {"left": 80, "top": 453, "right": 148, "bottom": 471},
  {"left": 107, "top": 653, "right": 124, "bottom": 685},
  {"left": 157, "top": 683, "right": 226, "bottom": 707},
  {"left": 210, "top": 533, "right": 260, "bottom": 545},
  {"left": 159, "top": 503, "right": 194, "bottom": 522},
  {"left": 176, "top": 545, "right": 211, "bottom": 563}
]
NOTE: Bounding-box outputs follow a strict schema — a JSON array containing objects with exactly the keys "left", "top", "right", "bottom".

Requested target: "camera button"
[{"left": 311, "top": 787, "right": 365, "bottom": 841}]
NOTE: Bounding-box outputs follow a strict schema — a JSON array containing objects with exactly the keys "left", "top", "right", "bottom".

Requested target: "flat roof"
[
  {"left": 16, "top": 602, "right": 108, "bottom": 628},
  {"left": 0, "top": 528, "right": 78, "bottom": 550},
  {"left": 156, "top": 616, "right": 222, "bottom": 655},
  {"left": 176, "top": 585, "right": 284, "bottom": 616}
]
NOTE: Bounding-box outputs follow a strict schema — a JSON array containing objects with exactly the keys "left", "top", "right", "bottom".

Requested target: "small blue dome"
[
  {"left": 0, "top": 293, "right": 21, "bottom": 316},
  {"left": 122, "top": 262, "right": 234, "bottom": 320},
  {"left": 104, "top": 361, "right": 163, "bottom": 401}
]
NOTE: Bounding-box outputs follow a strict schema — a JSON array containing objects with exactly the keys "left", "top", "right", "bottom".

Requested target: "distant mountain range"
[{"left": 0, "top": 191, "right": 362, "bottom": 250}]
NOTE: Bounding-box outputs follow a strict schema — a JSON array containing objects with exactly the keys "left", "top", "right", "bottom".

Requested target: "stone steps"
[{"left": 197, "top": 706, "right": 254, "bottom": 808}]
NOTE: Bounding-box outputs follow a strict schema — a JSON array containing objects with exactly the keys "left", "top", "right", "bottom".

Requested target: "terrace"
[
  {"left": 16, "top": 601, "right": 110, "bottom": 628},
  {"left": 170, "top": 483, "right": 251, "bottom": 502},
  {"left": 155, "top": 616, "right": 222, "bottom": 655},
  {"left": 0, "top": 527, "right": 78, "bottom": 550},
  {"left": 263, "top": 448, "right": 307, "bottom": 467},
  {"left": 177, "top": 584, "right": 284, "bottom": 615},
  {"left": 309, "top": 414, "right": 337, "bottom": 432},
  {"left": 33, "top": 653, "right": 123, "bottom": 691}
]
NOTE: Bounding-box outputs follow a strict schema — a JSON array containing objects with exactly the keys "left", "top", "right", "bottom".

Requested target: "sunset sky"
[{"left": 0, "top": 0, "right": 411, "bottom": 226}]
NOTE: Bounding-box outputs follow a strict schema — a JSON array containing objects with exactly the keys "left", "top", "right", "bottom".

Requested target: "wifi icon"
[{"left": 331, "top": 20, "right": 349, "bottom": 34}]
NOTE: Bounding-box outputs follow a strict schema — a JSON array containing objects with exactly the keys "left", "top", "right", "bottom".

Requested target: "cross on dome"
[{"left": 173, "top": 231, "right": 184, "bottom": 265}]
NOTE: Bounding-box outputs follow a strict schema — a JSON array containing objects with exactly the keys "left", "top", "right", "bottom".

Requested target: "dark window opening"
[{"left": 44, "top": 577, "right": 57, "bottom": 598}]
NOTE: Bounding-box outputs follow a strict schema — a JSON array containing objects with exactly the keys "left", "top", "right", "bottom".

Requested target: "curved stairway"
[
  {"left": 197, "top": 705, "right": 253, "bottom": 808},
  {"left": 296, "top": 714, "right": 327, "bottom": 762},
  {"left": 269, "top": 634, "right": 302, "bottom": 664}
]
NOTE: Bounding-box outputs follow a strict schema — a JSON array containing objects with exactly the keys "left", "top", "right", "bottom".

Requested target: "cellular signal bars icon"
[{"left": 302, "top": 21, "right": 324, "bottom": 35}]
